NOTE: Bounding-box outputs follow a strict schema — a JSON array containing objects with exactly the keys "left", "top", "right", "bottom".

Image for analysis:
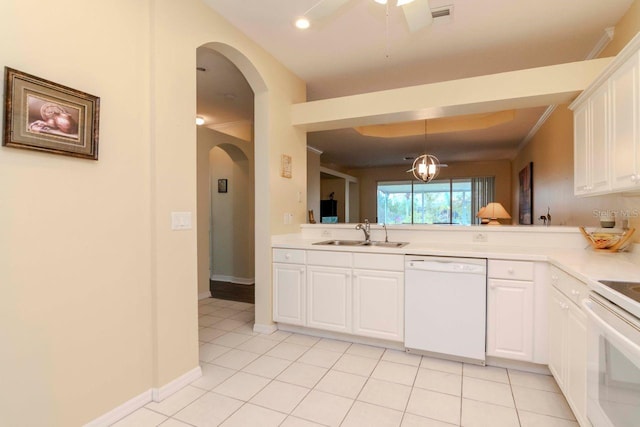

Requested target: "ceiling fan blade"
[
  {"left": 306, "top": 0, "right": 352, "bottom": 22},
  {"left": 401, "top": 0, "right": 433, "bottom": 32}
]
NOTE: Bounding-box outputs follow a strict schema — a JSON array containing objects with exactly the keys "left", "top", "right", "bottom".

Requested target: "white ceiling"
[{"left": 199, "top": 0, "right": 634, "bottom": 168}]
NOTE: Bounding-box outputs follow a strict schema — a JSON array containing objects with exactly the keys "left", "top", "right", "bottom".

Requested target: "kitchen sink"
[
  {"left": 313, "top": 239, "right": 408, "bottom": 248},
  {"left": 364, "top": 241, "right": 408, "bottom": 248}
]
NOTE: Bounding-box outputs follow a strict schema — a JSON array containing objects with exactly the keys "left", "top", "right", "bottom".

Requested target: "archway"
[{"left": 195, "top": 42, "right": 271, "bottom": 331}]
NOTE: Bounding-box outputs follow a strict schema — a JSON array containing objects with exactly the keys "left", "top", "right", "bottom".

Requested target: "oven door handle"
[{"left": 582, "top": 299, "right": 640, "bottom": 354}]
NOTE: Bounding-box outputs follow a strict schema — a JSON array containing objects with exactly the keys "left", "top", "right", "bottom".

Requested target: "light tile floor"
[{"left": 113, "top": 297, "right": 578, "bottom": 427}]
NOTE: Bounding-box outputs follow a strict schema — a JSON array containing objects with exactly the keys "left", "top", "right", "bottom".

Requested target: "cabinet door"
[
  {"left": 353, "top": 269, "right": 404, "bottom": 341},
  {"left": 548, "top": 286, "right": 568, "bottom": 388},
  {"left": 307, "top": 266, "right": 352, "bottom": 333},
  {"left": 611, "top": 52, "right": 640, "bottom": 190},
  {"left": 590, "top": 83, "right": 611, "bottom": 193},
  {"left": 566, "top": 303, "right": 588, "bottom": 427},
  {"left": 486, "top": 278, "right": 534, "bottom": 361},
  {"left": 273, "top": 263, "right": 306, "bottom": 325},
  {"left": 574, "top": 102, "right": 590, "bottom": 195}
]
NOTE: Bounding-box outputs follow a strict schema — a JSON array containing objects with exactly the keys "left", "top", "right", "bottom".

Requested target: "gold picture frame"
[
  {"left": 281, "top": 154, "right": 292, "bottom": 178},
  {"left": 3, "top": 67, "right": 100, "bottom": 160}
]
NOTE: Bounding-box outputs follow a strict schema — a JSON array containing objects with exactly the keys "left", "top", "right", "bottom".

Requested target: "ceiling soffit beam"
[
  {"left": 291, "top": 57, "right": 613, "bottom": 132},
  {"left": 354, "top": 110, "right": 516, "bottom": 137}
]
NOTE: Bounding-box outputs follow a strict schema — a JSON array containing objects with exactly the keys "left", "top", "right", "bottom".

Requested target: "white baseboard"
[
  {"left": 210, "top": 274, "right": 255, "bottom": 285},
  {"left": 253, "top": 323, "right": 278, "bottom": 334},
  {"left": 84, "top": 366, "right": 203, "bottom": 426},
  {"left": 84, "top": 389, "right": 152, "bottom": 427},
  {"left": 152, "top": 366, "right": 202, "bottom": 402},
  {"left": 198, "top": 291, "right": 211, "bottom": 300}
]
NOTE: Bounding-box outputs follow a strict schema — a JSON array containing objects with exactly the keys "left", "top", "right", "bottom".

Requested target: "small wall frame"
[
  {"left": 217, "top": 178, "right": 228, "bottom": 193},
  {"left": 3, "top": 67, "right": 100, "bottom": 160}
]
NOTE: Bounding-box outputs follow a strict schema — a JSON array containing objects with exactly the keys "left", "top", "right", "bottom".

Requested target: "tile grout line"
[
  {"left": 335, "top": 346, "right": 388, "bottom": 426},
  {"left": 506, "top": 368, "right": 523, "bottom": 427}
]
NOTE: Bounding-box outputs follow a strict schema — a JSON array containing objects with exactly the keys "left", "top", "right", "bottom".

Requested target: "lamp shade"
[{"left": 482, "top": 202, "right": 511, "bottom": 225}]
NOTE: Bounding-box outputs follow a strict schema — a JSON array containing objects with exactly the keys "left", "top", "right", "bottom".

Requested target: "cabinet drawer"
[
  {"left": 550, "top": 266, "right": 588, "bottom": 307},
  {"left": 307, "top": 250, "right": 353, "bottom": 267},
  {"left": 488, "top": 260, "right": 534, "bottom": 281},
  {"left": 353, "top": 253, "right": 404, "bottom": 271},
  {"left": 273, "top": 248, "right": 306, "bottom": 264}
]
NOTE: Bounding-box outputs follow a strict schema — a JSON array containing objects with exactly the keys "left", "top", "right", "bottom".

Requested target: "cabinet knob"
[
  {"left": 562, "top": 303, "right": 569, "bottom": 310},
  {"left": 632, "top": 174, "right": 638, "bottom": 182},
  {"left": 508, "top": 268, "right": 515, "bottom": 274},
  {"left": 489, "top": 284, "right": 496, "bottom": 289},
  {"left": 285, "top": 254, "right": 291, "bottom": 259},
  {"left": 571, "top": 289, "right": 580, "bottom": 296}
]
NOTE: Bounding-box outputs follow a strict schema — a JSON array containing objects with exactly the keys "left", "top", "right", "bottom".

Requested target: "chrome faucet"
[
  {"left": 355, "top": 219, "right": 371, "bottom": 242},
  {"left": 381, "top": 223, "right": 389, "bottom": 242}
]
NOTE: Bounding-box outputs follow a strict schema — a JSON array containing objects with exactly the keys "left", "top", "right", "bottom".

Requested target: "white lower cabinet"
[
  {"left": 353, "top": 269, "right": 404, "bottom": 341},
  {"left": 486, "top": 260, "right": 547, "bottom": 364},
  {"left": 272, "top": 249, "right": 306, "bottom": 326},
  {"left": 548, "top": 286, "right": 567, "bottom": 388},
  {"left": 273, "top": 249, "right": 404, "bottom": 342},
  {"left": 273, "top": 263, "right": 306, "bottom": 325},
  {"left": 306, "top": 266, "right": 352, "bottom": 333},
  {"left": 548, "top": 267, "right": 588, "bottom": 427},
  {"left": 487, "top": 278, "right": 534, "bottom": 361}
]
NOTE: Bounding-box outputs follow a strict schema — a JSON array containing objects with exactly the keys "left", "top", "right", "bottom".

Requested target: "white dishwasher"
[{"left": 405, "top": 255, "right": 487, "bottom": 365}]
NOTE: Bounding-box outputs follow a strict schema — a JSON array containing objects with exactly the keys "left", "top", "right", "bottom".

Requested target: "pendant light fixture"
[{"left": 408, "top": 119, "right": 440, "bottom": 183}]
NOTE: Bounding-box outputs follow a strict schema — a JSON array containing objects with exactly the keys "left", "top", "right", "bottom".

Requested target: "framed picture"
[
  {"left": 519, "top": 162, "right": 533, "bottom": 225},
  {"left": 281, "top": 154, "right": 292, "bottom": 178},
  {"left": 217, "top": 178, "right": 228, "bottom": 193},
  {"left": 3, "top": 67, "right": 100, "bottom": 160}
]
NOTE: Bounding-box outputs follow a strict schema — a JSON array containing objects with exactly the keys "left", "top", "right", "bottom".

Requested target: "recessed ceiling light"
[
  {"left": 196, "top": 116, "right": 205, "bottom": 126},
  {"left": 295, "top": 17, "right": 310, "bottom": 29}
]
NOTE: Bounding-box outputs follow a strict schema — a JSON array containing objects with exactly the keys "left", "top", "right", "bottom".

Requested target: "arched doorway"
[{"left": 195, "top": 42, "right": 270, "bottom": 327}]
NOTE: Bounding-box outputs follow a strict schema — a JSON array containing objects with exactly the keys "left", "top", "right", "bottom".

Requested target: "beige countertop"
[{"left": 272, "top": 234, "right": 640, "bottom": 286}]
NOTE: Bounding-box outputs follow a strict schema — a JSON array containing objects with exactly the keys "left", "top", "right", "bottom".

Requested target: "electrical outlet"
[{"left": 472, "top": 232, "right": 488, "bottom": 242}]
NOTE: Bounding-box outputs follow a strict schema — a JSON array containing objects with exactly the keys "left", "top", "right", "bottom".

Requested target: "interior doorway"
[
  {"left": 196, "top": 45, "right": 257, "bottom": 304},
  {"left": 208, "top": 143, "right": 255, "bottom": 303}
]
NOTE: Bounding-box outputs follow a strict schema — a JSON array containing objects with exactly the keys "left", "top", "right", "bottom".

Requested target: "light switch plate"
[{"left": 171, "top": 212, "right": 192, "bottom": 230}]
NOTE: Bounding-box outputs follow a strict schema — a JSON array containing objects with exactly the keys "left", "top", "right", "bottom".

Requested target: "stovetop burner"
[{"left": 599, "top": 280, "right": 640, "bottom": 305}]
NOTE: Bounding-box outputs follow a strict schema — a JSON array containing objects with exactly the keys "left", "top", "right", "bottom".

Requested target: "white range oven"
[{"left": 583, "top": 280, "right": 640, "bottom": 427}]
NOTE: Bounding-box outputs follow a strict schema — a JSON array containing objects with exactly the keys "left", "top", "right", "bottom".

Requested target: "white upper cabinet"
[
  {"left": 571, "top": 34, "right": 640, "bottom": 196},
  {"left": 573, "top": 82, "right": 610, "bottom": 195},
  {"left": 611, "top": 51, "right": 640, "bottom": 191}
]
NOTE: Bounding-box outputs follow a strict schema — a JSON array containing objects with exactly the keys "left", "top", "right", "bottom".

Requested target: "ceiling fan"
[{"left": 296, "top": 0, "right": 434, "bottom": 33}]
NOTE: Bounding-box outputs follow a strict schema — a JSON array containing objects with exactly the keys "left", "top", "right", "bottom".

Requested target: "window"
[{"left": 377, "top": 177, "right": 495, "bottom": 225}]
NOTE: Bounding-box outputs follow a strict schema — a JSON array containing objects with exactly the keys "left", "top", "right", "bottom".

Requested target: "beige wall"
[
  {"left": 512, "top": 0, "right": 640, "bottom": 233},
  {"left": 0, "top": 0, "right": 305, "bottom": 425},
  {"left": 350, "top": 160, "right": 512, "bottom": 223},
  {"left": 0, "top": 0, "right": 153, "bottom": 425},
  {"left": 151, "top": 0, "right": 305, "bottom": 391}
]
